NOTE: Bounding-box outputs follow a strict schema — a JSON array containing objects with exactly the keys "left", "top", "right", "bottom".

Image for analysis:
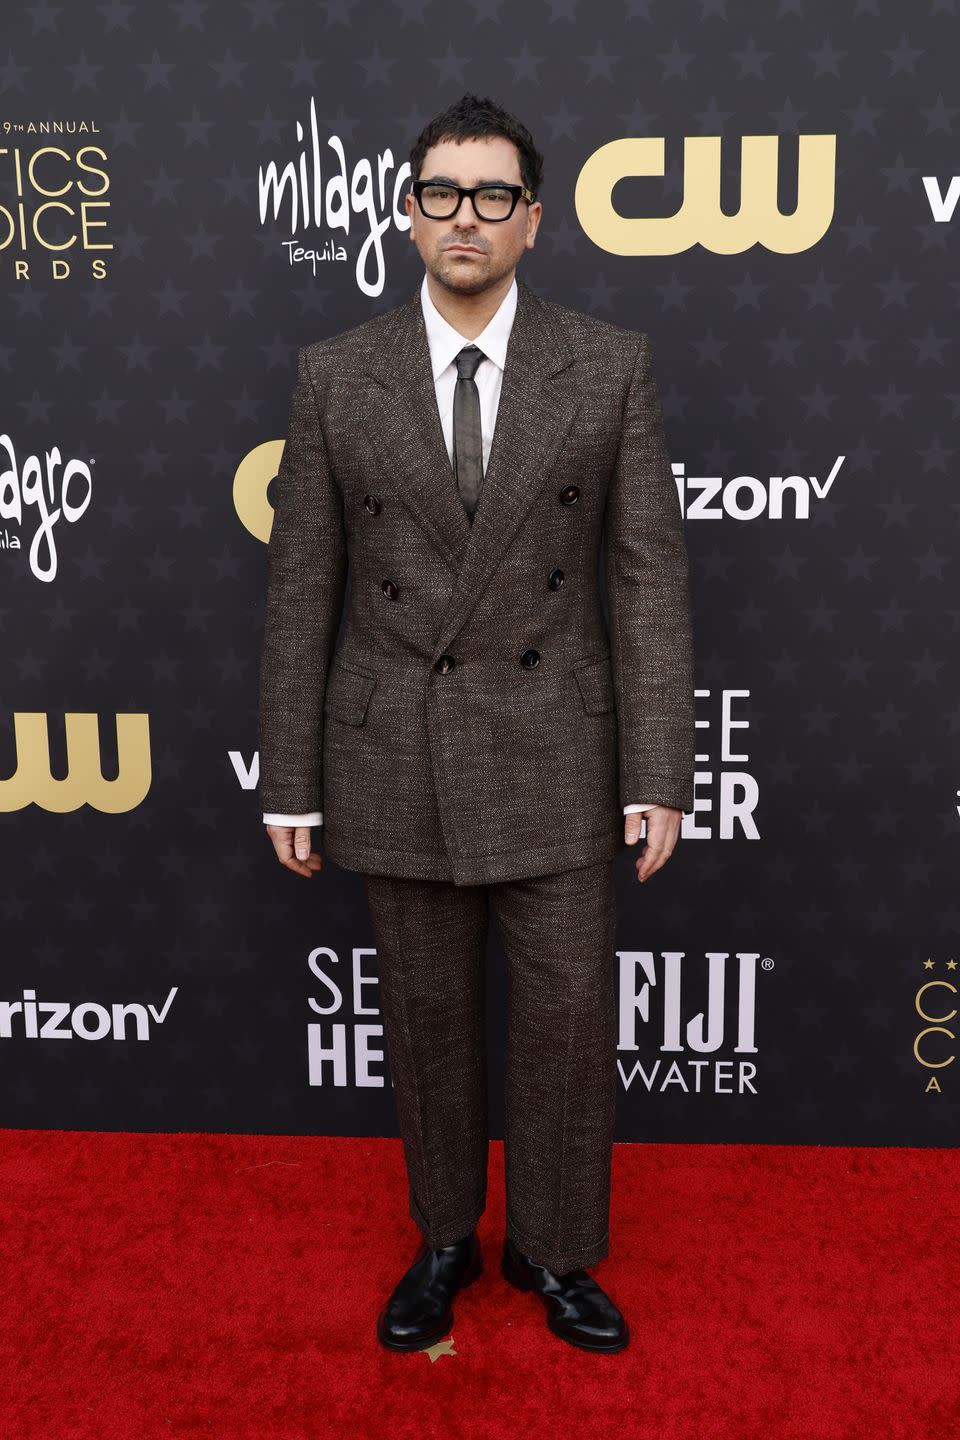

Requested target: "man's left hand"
[{"left": 624, "top": 805, "right": 682, "bottom": 884}]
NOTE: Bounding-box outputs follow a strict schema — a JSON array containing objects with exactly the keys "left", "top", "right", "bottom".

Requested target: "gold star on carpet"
[
  {"left": 924, "top": 958, "right": 935, "bottom": 969},
  {"left": 423, "top": 1336, "right": 457, "bottom": 1363},
  {"left": 948, "top": 959, "right": 958, "bottom": 971}
]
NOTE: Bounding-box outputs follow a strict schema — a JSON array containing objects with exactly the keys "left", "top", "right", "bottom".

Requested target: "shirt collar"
[{"left": 419, "top": 272, "right": 518, "bottom": 381}]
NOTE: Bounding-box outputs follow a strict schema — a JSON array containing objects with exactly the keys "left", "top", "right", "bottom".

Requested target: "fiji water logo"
[{"left": 617, "top": 951, "right": 770, "bottom": 1095}]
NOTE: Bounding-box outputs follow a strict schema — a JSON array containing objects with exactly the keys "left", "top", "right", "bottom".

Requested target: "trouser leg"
[
  {"left": 363, "top": 872, "right": 489, "bottom": 1249},
  {"left": 490, "top": 857, "right": 618, "bottom": 1274}
]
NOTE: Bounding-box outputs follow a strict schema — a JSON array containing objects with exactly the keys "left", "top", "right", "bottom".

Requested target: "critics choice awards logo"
[
  {"left": 913, "top": 958, "right": 959, "bottom": 1094},
  {"left": 1, "top": 119, "right": 111, "bottom": 280}
]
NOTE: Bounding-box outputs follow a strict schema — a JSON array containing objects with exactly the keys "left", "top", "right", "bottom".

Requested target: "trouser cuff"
[
  {"left": 506, "top": 1217, "right": 610, "bottom": 1273},
  {"left": 409, "top": 1190, "right": 485, "bottom": 1250}
]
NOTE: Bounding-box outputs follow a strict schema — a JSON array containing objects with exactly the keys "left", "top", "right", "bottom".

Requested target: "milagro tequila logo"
[
  {"left": 618, "top": 950, "right": 769, "bottom": 1095},
  {"left": 0, "top": 433, "right": 94, "bottom": 581},
  {"left": 257, "top": 97, "right": 411, "bottom": 298}
]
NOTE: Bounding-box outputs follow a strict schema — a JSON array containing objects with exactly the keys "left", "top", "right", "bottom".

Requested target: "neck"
[{"left": 424, "top": 270, "right": 516, "bottom": 340}]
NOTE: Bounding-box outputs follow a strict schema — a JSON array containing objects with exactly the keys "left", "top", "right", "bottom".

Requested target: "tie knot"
[{"left": 455, "top": 344, "right": 485, "bottom": 381}]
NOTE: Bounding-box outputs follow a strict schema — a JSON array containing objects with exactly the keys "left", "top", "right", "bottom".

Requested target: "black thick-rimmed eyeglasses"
[{"left": 410, "top": 178, "right": 535, "bottom": 223}]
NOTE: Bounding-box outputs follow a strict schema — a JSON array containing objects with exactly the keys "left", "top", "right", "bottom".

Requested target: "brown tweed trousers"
[
  {"left": 362, "top": 858, "right": 618, "bottom": 1272},
  {"left": 256, "top": 274, "right": 695, "bottom": 1270}
]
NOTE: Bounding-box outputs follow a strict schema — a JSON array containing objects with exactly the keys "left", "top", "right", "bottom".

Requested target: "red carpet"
[{"left": 2, "top": 1130, "right": 957, "bottom": 1439}]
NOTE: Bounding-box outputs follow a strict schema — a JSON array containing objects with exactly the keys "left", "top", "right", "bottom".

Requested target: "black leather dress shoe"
[
  {"left": 501, "top": 1235, "right": 629, "bottom": 1352},
  {"left": 376, "top": 1230, "right": 483, "bottom": 1350}
]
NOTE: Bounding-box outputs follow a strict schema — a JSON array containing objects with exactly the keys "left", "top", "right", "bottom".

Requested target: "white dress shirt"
[{"left": 263, "top": 273, "right": 653, "bottom": 828}]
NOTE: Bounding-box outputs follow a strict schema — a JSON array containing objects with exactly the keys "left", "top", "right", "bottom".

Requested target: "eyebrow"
[{"left": 422, "top": 175, "right": 519, "bottom": 187}]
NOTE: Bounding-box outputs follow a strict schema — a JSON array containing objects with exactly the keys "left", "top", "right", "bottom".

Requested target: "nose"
[{"left": 450, "top": 192, "right": 479, "bottom": 223}]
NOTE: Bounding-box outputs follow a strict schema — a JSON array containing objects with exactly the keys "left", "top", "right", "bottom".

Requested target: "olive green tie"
[{"left": 452, "top": 344, "right": 485, "bottom": 521}]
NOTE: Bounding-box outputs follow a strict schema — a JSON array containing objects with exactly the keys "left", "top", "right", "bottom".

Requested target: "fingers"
[
  {"left": 630, "top": 807, "right": 682, "bottom": 884},
  {"left": 636, "top": 831, "right": 672, "bottom": 883},
  {"left": 265, "top": 824, "right": 324, "bottom": 878}
]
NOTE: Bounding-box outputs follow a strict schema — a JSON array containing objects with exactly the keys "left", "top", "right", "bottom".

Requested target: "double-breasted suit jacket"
[{"left": 256, "top": 275, "right": 695, "bottom": 886}]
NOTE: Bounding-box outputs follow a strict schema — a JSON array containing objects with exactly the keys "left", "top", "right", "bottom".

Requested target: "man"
[{"left": 257, "top": 94, "right": 695, "bottom": 1355}]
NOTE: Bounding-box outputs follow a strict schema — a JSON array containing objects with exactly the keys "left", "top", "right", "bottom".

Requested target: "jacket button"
[
  {"left": 520, "top": 649, "right": 540, "bottom": 669},
  {"left": 363, "top": 494, "right": 381, "bottom": 514},
  {"left": 434, "top": 654, "right": 456, "bottom": 673},
  {"left": 382, "top": 578, "right": 399, "bottom": 600},
  {"left": 559, "top": 485, "right": 580, "bottom": 505},
  {"left": 548, "top": 568, "right": 564, "bottom": 590}
]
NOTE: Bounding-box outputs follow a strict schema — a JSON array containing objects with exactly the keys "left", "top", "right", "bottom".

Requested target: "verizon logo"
[{"left": 0, "top": 986, "right": 178, "bottom": 1041}]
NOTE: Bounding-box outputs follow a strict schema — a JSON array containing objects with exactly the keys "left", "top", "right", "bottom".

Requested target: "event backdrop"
[{"left": 2, "top": 2, "right": 957, "bottom": 1146}]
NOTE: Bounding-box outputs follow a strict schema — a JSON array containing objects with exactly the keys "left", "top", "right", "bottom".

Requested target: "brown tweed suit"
[
  {"left": 256, "top": 274, "right": 695, "bottom": 1270},
  {"left": 256, "top": 275, "right": 695, "bottom": 881}
]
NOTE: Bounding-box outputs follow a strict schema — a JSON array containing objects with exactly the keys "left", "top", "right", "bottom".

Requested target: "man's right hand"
[{"left": 265, "top": 824, "right": 323, "bottom": 878}]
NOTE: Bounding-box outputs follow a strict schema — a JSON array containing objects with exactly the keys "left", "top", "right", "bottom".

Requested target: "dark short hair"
[{"left": 409, "top": 93, "right": 544, "bottom": 201}]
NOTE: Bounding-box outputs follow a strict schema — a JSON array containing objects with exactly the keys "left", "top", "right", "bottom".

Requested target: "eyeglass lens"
[{"left": 419, "top": 183, "right": 516, "bottom": 220}]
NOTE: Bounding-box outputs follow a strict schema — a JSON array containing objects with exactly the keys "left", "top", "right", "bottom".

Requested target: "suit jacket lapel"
[
  {"left": 359, "top": 286, "right": 470, "bottom": 568},
  {"left": 360, "top": 275, "right": 583, "bottom": 655}
]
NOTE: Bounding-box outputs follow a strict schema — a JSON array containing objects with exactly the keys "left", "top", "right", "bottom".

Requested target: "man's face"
[{"left": 405, "top": 134, "right": 542, "bottom": 296}]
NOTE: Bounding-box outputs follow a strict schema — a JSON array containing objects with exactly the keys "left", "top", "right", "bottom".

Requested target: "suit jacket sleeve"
[
  {"left": 604, "top": 334, "right": 695, "bottom": 814},
  {"left": 256, "top": 345, "right": 347, "bottom": 817}
]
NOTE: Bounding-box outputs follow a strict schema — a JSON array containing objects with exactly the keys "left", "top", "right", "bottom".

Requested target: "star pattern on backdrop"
[{"left": 0, "top": 0, "right": 956, "bottom": 1144}]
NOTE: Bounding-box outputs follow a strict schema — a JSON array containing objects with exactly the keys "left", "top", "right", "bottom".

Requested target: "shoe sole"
[
  {"left": 376, "top": 1248, "right": 484, "bottom": 1351},
  {"left": 501, "top": 1252, "right": 630, "bottom": 1353}
]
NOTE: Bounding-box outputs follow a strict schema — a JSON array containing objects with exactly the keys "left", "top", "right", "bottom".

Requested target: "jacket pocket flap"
[
  {"left": 573, "top": 654, "right": 614, "bottom": 715},
  {"left": 324, "top": 660, "right": 377, "bottom": 726}
]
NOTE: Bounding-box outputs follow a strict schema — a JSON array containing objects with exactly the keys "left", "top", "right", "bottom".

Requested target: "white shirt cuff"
[
  {"left": 263, "top": 812, "right": 323, "bottom": 826},
  {"left": 266, "top": 807, "right": 649, "bottom": 823}
]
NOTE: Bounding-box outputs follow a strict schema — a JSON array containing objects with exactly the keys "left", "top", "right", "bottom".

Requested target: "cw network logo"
[
  {"left": 674, "top": 455, "right": 845, "bottom": 521},
  {"left": 617, "top": 950, "right": 769, "bottom": 1095},
  {"left": 576, "top": 133, "right": 836, "bottom": 255},
  {"left": 0, "top": 986, "right": 178, "bottom": 1041},
  {"left": 0, "top": 712, "right": 151, "bottom": 812}
]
